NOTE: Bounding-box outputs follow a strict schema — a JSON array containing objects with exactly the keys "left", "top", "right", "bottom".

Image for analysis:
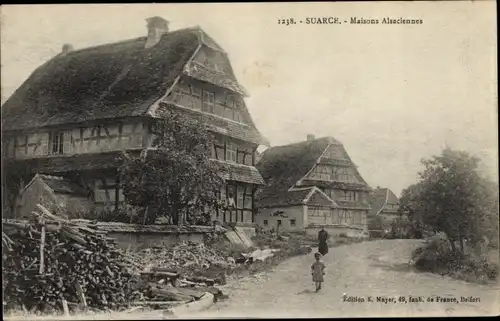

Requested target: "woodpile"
[
  {"left": 2, "top": 205, "right": 233, "bottom": 316},
  {"left": 137, "top": 241, "right": 231, "bottom": 283},
  {"left": 2, "top": 205, "right": 142, "bottom": 315}
]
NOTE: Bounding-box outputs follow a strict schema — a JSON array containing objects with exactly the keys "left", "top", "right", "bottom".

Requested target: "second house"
[{"left": 255, "top": 135, "right": 372, "bottom": 237}]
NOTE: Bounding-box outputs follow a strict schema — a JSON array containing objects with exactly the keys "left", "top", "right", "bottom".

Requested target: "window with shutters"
[{"left": 49, "top": 132, "right": 64, "bottom": 155}]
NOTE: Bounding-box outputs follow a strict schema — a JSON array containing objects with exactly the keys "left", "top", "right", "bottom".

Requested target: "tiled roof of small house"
[
  {"left": 368, "top": 187, "right": 399, "bottom": 215},
  {"left": 255, "top": 188, "right": 308, "bottom": 208},
  {"left": 1, "top": 27, "right": 253, "bottom": 134},
  {"left": 22, "top": 174, "right": 90, "bottom": 196},
  {"left": 37, "top": 174, "right": 90, "bottom": 196}
]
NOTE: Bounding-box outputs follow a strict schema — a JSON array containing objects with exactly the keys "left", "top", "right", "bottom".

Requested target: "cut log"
[
  {"left": 130, "top": 300, "right": 190, "bottom": 307},
  {"left": 149, "top": 284, "right": 195, "bottom": 302},
  {"left": 151, "top": 267, "right": 179, "bottom": 274},
  {"left": 173, "top": 287, "right": 205, "bottom": 300},
  {"left": 196, "top": 286, "right": 223, "bottom": 298},
  {"left": 61, "top": 298, "right": 70, "bottom": 316},
  {"left": 61, "top": 227, "right": 87, "bottom": 246},
  {"left": 75, "top": 282, "right": 87, "bottom": 307},
  {"left": 186, "top": 276, "right": 215, "bottom": 286},
  {"left": 169, "top": 292, "right": 215, "bottom": 316},
  {"left": 140, "top": 271, "right": 179, "bottom": 278},
  {"left": 36, "top": 204, "right": 68, "bottom": 223},
  {"left": 39, "top": 222, "right": 46, "bottom": 275}
]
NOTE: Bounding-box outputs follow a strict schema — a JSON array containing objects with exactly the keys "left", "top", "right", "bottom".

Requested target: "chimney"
[
  {"left": 306, "top": 134, "right": 316, "bottom": 141},
  {"left": 145, "top": 16, "right": 169, "bottom": 48},
  {"left": 61, "top": 43, "right": 74, "bottom": 54}
]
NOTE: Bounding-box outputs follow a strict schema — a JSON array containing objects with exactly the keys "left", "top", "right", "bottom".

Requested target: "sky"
[{"left": 1, "top": 2, "right": 498, "bottom": 196}]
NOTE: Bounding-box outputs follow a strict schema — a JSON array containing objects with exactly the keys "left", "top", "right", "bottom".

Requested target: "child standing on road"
[{"left": 311, "top": 252, "right": 326, "bottom": 292}]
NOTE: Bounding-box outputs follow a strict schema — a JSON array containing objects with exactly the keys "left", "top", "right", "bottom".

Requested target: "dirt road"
[
  {"left": 195, "top": 239, "right": 499, "bottom": 318},
  {"left": 5, "top": 239, "right": 498, "bottom": 320}
]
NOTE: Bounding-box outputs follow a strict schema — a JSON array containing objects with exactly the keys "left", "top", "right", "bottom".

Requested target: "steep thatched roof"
[
  {"left": 1, "top": 27, "right": 251, "bottom": 133},
  {"left": 256, "top": 137, "right": 332, "bottom": 205},
  {"left": 368, "top": 187, "right": 399, "bottom": 216}
]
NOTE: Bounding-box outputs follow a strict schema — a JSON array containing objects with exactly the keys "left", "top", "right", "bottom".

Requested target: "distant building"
[
  {"left": 255, "top": 135, "right": 372, "bottom": 237},
  {"left": 368, "top": 187, "right": 401, "bottom": 232},
  {"left": 2, "top": 16, "right": 268, "bottom": 223}
]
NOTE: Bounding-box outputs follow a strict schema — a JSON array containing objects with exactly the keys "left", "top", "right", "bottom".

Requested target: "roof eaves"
[
  {"left": 20, "top": 173, "right": 41, "bottom": 195},
  {"left": 301, "top": 187, "right": 317, "bottom": 204},
  {"left": 375, "top": 188, "right": 389, "bottom": 216}
]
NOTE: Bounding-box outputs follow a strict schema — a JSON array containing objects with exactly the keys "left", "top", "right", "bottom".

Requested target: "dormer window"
[{"left": 49, "top": 131, "right": 64, "bottom": 155}]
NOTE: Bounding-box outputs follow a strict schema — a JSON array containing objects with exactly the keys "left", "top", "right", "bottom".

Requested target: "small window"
[
  {"left": 49, "top": 132, "right": 64, "bottom": 155},
  {"left": 225, "top": 142, "right": 237, "bottom": 163},
  {"left": 263, "top": 220, "right": 268, "bottom": 226},
  {"left": 202, "top": 90, "right": 215, "bottom": 113},
  {"left": 237, "top": 187, "right": 244, "bottom": 209},
  {"left": 224, "top": 107, "right": 234, "bottom": 120},
  {"left": 277, "top": 219, "right": 282, "bottom": 226},
  {"left": 290, "top": 219, "right": 296, "bottom": 226}
]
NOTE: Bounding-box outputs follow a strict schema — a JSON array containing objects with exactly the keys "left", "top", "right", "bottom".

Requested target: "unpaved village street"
[
  {"left": 4, "top": 240, "right": 499, "bottom": 320},
  {"left": 197, "top": 240, "right": 499, "bottom": 318}
]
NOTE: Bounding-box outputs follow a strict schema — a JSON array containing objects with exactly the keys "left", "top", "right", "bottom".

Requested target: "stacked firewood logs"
[
  {"left": 2, "top": 205, "right": 142, "bottom": 315},
  {"left": 137, "top": 241, "right": 229, "bottom": 280}
]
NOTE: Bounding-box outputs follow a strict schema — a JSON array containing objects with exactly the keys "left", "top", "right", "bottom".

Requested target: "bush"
[{"left": 411, "top": 234, "right": 499, "bottom": 284}]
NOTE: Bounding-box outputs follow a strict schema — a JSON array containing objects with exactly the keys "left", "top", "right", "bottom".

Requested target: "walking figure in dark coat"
[{"left": 318, "top": 227, "right": 329, "bottom": 256}]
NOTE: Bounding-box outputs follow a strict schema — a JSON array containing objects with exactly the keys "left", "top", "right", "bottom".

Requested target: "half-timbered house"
[
  {"left": 368, "top": 187, "right": 402, "bottom": 232},
  {"left": 2, "top": 16, "right": 267, "bottom": 223},
  {"left": 255, "top": 135, "right": 372, "bottom": 237}
]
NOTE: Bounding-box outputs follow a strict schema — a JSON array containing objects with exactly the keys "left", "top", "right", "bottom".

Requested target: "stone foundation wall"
[{"left": 107, "top": 231, "right": 205, "bottom": 251}]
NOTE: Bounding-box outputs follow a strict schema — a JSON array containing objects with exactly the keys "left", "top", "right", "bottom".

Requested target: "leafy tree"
[
  {"left": 118, "top": 109, "right": 226, "bottom": 225},
  {"left": 399, "top": 148, "right": 498, "bottom": 253},
  {"left": 398, "top": 183, "right": 427, "bottom": 233}
]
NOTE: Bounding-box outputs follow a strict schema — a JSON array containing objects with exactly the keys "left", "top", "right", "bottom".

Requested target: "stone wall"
[
  {"left": 92, "top": 222, "right": 223, "bottom": 251},
  {"left": 107, "top": 231, "right": 205, "bottom": 251},
  {"left": 305, "top": 225, "right": 367, "bottom": 238}
]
